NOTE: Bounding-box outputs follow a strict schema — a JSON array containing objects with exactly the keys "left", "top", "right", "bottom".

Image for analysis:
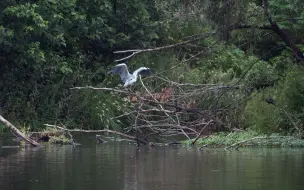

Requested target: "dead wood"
[
  {"left": 191, "top": 120, "right": 213, "bottom": 145},
  {"left": 0, "top": 114, "right": 41, "bottom": 147},
  {"left": 44, "top": 124, "right": 148, "bottom": 145},
  {"left": 70, "top": 82, "right": 227, "bottom": 141},
  {"left": 113, "top": 32, "right": 215, "bottom": 62}
]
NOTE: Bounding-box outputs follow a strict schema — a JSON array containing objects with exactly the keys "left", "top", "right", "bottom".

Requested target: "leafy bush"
[
  {"left": 244, "top": 66, "right": 304, "bottom": 136},
  {"left": 244, "top": 89, "right": 282, "bottom": 133}
]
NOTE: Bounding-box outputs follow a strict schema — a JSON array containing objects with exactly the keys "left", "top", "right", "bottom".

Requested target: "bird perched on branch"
[{"left": 107, "top": 63, "right": 152, "bottom": 87}]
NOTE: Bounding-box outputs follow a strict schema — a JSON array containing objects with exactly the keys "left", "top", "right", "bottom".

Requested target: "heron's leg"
[
  {"left": 125, "top": 85, "right": 135, "bottom": 93},
  {"left": 130, "top": 85, "right": 135, "bottom": 92},
  {"left": 124, "top": 86, "right": 132, "bottom": 93}
]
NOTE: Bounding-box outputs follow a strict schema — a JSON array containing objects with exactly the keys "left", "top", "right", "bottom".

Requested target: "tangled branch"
[{"left": 71, "top": 75, "right": 239, "bottom": 143}]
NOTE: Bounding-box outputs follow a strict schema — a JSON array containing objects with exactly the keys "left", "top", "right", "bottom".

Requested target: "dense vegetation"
[{"left": 0, "top": 0, "right": 303, "bottom": 139}]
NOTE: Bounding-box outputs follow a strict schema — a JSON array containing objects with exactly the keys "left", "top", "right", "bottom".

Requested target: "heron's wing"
[
  {"left": 133, "top": 67, "right": 152, "bottom": 77},
  {"left": 108, "top": 63, "right": 131, "bottom": 83}
]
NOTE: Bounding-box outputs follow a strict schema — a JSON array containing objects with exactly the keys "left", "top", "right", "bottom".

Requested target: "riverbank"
[
  {"left": 183, "top": 130, "right": 304, "bottom": 149},
  {"left": 2, "top": 122, "right": 304, "bottom": 148}
]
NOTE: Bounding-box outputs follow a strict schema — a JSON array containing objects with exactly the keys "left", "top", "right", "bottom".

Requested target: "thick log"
[{"left": 0, "top": 115, "right": 41, "bottom": 147}]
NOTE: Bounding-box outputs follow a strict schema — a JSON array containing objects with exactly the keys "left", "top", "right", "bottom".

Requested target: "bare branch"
[
  {"left": 112, "top": 111, "right": 137, "bottom": 119},
  {"left": 113, "top": 32, "right": 215, "bottom": 62},
  {"left": 44, "top": 124, "right": 148, "bottom": 145},
  {"left": 191, "top": 120, "right": 213, "bottom": 145},
  {"left": 176, "top": 113, "right": 190, "bottom": 140},
  {"left": 139, "top": 75, "right": 177, "bottom": 123},
  {"left": 70, "top": 86, "right": 132, "bottom": 94}
]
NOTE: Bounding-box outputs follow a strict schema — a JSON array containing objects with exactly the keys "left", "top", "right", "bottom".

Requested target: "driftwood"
[{"left": 0, "top": 114, "right": 41, "bottom": 147}]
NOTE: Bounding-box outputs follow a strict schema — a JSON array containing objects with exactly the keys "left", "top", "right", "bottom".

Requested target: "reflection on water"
[{"left": 0, "top": 134, "right": 304, "bottom": 190}]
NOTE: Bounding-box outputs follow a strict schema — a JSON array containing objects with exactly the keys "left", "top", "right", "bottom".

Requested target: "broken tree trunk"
[{"left": 0, "top": 115, "right": 41, "bottom": 147}]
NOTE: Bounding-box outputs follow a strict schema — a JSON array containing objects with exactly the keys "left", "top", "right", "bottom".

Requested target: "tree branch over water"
[
  {"left": 44, "top": 124, "right": 149, "bottom": 145},
  {"left": 0, "top": 115, "right": 41, "bottom": 147}
]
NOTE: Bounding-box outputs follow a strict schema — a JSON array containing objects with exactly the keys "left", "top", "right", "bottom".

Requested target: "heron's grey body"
[{"left": 108, "top": 63, "right": 152, "bottom": 87}]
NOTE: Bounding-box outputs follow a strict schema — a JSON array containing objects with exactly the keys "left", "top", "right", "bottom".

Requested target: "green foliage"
[
  {"left": 244, "top": 89, "right": 282, "bottom": 133},
  {"left": 0, "top": 0, "right": 303, "bottom": 137},
  {"left": 66, "top": 89, "right": 132, "bottom": 130},
  {"left": 185, "top": 130, "right": 260, "bottom": 146},
  {"left": 269, "top": 0, "right": 304, "bottom": 30},
  {"left": 49, "top": 135, "right": 72, "bottom": 145},
  {"left": 243, "top": 60, "right": 278, "bottom": 89},
  {"left": 278, "top": 67, "right": 304, "bottom": 113},
  {"left": 183, "top": 130, "right": 304, "bottom": 147},
  {"left": 244, "top": 66, "right": 304, "bottom": 136},
  {"left": 276, "top": 67, "right": 304, "bottom": 134},
  {"left": 0, "top": 0, "right": 171, "bottom": 130}
]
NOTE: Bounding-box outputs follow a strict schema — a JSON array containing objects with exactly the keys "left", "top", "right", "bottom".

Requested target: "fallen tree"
[
  {"left": 0, "top": 114, "right": 41, "bottom": 147},
  {"left": 70, "top": 75, "right": 239, "bottom": 144}
]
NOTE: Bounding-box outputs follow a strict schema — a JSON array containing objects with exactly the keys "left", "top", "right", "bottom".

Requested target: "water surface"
[{"left": 0, "top": 134, "right": 303, "bottom": 190}]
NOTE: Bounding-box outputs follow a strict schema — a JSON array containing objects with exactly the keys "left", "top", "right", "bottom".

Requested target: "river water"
[{"left": 0, "top": 133, "right": 304, "bottom": 190}]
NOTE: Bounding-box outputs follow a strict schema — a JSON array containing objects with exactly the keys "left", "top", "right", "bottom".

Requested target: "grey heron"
[{"left": 107, "top": 63, "right": 152, "bottom": 87}]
